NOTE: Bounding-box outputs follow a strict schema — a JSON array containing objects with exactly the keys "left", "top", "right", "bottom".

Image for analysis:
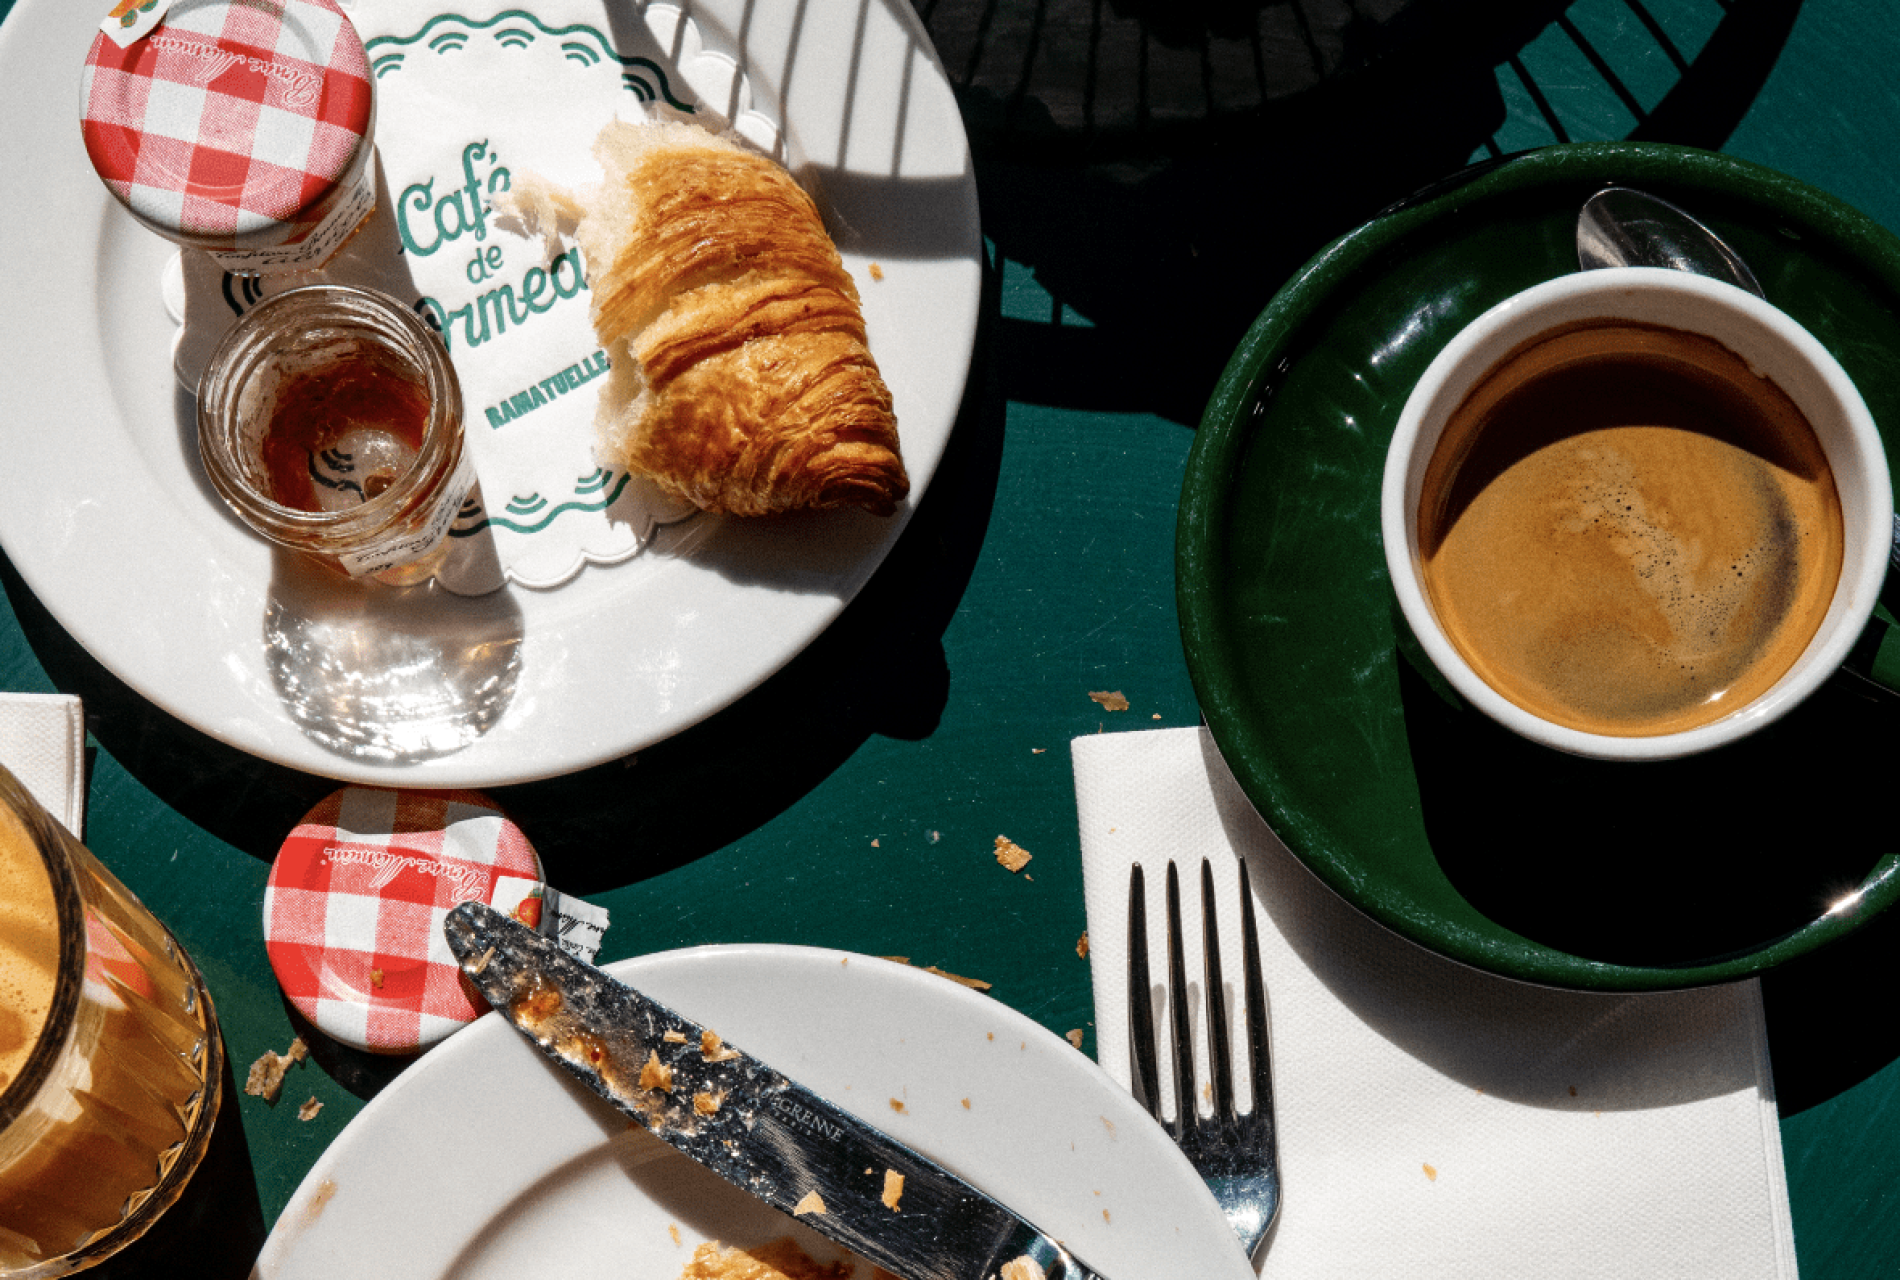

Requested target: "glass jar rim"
[{"left": 196, "top": 284, "right": 466, "bottom": 551}]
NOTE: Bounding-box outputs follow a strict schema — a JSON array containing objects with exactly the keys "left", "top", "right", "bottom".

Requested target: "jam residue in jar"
[
  {"left": 261, "top": 354, "right": 430, "bottom": 513},
  {"left": 197, "top": 285, "right": 473, "bottom": 586}
]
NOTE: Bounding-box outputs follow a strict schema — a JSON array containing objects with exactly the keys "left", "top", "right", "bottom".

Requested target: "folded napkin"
[
  {"left": 0, "top": 692, "right": 86, "bottom": 834},
  {"left": 1074, "top": 726, "right": 1796, "bottom": 1279}
]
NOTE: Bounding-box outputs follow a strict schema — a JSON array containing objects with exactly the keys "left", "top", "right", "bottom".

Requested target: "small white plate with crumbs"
[
  {"left": 0, "top": 0, "right": 978, "bottom": 785},
  {"left": 254, "top": 947, "right": 1258, "bottom": 1280}
]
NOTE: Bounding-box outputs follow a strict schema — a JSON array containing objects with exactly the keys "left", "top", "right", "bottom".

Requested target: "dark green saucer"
[{"left": 1178, "top": 141, "right": 1900, "bottom": 991}]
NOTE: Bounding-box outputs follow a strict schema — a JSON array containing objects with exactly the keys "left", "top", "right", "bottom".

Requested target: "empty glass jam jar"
[{"left": 196, "top": 285, "right": 474, "bottom": 587}]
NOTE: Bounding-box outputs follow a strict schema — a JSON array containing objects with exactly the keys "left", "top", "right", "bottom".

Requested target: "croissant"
[{"left": 559, "top": 118, "right": 907, "bottom": 517}]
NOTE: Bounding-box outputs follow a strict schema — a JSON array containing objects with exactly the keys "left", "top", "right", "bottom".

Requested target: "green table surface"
[{"left": 5, "top": 0, "right": 1900, "bottom": 1274}]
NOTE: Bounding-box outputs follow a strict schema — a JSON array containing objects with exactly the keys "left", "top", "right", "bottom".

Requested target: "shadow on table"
[
  {"left": 1402, "top": 661, "right": 1894, "bottom": 973},
  {"left": 1762, "top": 884, "right": 1900, "bottom": 1116},
  {"left": 494, "top": 273, "right": 1008, "bottom": 891},
  {"left": 1392, "top": 656, "right": 1900, "bottom": 1116},
  {"left": 1241, "top": 837, "right": 1772, "bottom": 1115},
  {"left": 1225, "top": 688, "right": 1900, "bottom": 1118},
  {"left": 945, "top": 0, "right": 1804, "bottom": 425},
  {"left": 279, "top": 992, "right": 420, "bottom": 1102}
]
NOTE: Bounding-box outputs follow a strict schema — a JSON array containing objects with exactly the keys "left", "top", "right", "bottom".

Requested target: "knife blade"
[{"left": 443, "top": 902, "right": 1113, "bottom": 1280}]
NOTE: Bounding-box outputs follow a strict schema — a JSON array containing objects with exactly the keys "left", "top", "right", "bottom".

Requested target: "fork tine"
[
  {"left": 1239, "top": 857, "right": 1274, "bottom": 1121},
  {"left": 1126, "top": 864, "right": 1160, "bottom": 1114},
  {"left": 1163, "top": 862, "right": 1197, "bottom": 1129},
  {"left": 1199, "top": 859, "right": 1236, "bottom": 1117},
  {"left": 1137, "top": 857, "right": 1280, "bottom": 1260}
]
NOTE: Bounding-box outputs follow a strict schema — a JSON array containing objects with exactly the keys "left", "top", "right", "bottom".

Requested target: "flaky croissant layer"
[{"left": 577, "top": 119, "right": 908, "bottom": 517}]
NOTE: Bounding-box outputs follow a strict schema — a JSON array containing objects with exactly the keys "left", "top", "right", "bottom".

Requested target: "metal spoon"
[
  {"left": 1576, "top": 185, "right": 1764, "bottom": 297},
  {"left": 1577, "top": 184, "right": 1900, "bottom": 660}
]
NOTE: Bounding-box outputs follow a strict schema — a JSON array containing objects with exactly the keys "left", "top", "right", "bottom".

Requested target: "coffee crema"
[
  {"left": 0, "top": 804, "right": 57, "bottom": 1094},
  {"left": 1417, "top": 321, "right": 1844, "bottom": 738}
]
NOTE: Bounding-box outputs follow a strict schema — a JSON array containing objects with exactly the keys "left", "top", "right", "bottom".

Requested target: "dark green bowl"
[{"left": 1178, "top": 141, "right": 1900, "bottom": 991}]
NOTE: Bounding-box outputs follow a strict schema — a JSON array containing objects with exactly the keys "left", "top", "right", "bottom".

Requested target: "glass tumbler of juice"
[
  {"left": 0, "top": 766, "right": 222, "bottom": 1275},
  {"left": 197, "top": 284, "right": 474, "bottom": 587}
]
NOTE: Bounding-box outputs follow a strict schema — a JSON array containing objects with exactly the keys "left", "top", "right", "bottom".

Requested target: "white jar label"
[
  {"left": 204, "top": 156, "right": 378, "bottom": 276},
  {"left": 337, "top": 448, "right": 477, "bottom": 579}
]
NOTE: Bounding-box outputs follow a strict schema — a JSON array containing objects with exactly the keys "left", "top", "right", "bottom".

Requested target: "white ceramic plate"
[
  {"left": 253, "top": 947, "right": 1256, "bottom": 1280},
  {"left": 0, "top": 0, "right": 979, "bottom": 786}
]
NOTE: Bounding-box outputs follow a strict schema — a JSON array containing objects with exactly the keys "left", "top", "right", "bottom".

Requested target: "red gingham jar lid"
[
  {"left": 263, "top": 787, "right": 542, "bottom": 1054},
  {"left": 80, "top": 0, "right": 374, "bottom": 264}
]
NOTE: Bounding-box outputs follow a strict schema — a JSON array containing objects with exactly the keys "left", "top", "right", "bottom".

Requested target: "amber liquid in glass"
[{"left": 0, "top": 793, "right": 221, "bottom": 1273}]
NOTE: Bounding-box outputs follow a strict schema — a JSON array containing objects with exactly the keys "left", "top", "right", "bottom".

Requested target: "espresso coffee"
[{"left": 1417, "top": 321, "right": 1844, "bottom": 738}]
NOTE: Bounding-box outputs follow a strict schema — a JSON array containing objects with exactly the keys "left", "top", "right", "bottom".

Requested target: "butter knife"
[{"left": 443, "top": 902, "right": 1111, "bottom": 1280}]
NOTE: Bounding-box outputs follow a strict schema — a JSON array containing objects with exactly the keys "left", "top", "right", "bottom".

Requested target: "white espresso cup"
[{"left": 1382, "top": 267, "right": 1892, "bottom": 761}]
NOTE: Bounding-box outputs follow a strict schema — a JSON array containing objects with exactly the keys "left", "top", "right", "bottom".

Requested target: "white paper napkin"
[
  {"left": 0, "top": 692, "right": 85, "bottom": 835},
  {"left": 1073, "top": 726, "right": 1796, "bottom": 1279}
]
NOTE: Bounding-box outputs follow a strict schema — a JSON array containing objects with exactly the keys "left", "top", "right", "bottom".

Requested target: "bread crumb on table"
[
  {"left": 923, "top": 965, "right": 992, "bottom": 991},
  {"left": 297, "top": 1096, "right": 323, "bottom": 1121},
  {"left": 1088, "top": 690, "right": 1130, "bottom": 712},
  {"left": 244, "top": 1036, "right": 309, "bottom": 1105},
  {"left": 885, "top": 954, "right": 994, "bottom": 990},
  {"left": 993, "top": 836, "right": 1033, "bottom": 873}
]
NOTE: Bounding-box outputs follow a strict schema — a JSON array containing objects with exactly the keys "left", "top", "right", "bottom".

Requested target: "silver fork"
[{"left": 1128, "top": 858, "right": 1280, "bottom": 1260}]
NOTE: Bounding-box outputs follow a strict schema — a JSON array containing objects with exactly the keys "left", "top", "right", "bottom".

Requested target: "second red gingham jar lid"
[
  {"left": 80, "top": 0, "right": 375, "bottom": 269},
  {"left": 263, "top": 788, "right": 543, "bottom": 1054}
]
